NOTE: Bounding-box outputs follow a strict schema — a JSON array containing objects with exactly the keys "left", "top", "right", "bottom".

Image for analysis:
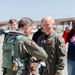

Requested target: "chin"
[{"left": 46, "top": 33, "right": 50, "bottom": 35}]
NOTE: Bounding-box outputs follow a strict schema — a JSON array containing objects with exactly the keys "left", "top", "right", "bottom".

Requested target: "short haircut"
[
  {"left": 18, "top": 17, "right": 34, "bottom": 28},
  {"left": 9, "top": 19, "right": 18, "bottom": 24}
]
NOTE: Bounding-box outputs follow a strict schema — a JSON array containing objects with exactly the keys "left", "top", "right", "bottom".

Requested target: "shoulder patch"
[
  {"left": 31, "top": 40, "right": 37, "bottom": 46},
  {"left": 46, "top": 40, "right": 53, "bottom": 44}
]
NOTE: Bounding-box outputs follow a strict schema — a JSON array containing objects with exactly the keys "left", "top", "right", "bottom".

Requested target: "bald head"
[
  {"left": 42, "top": 16, "right": 55, "bottom": 24},
  {"left": 41, "top": 16, "right": 55, "bottom": 35}
]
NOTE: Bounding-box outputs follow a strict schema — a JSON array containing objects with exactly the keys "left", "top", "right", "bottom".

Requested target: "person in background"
[
  {"left": 0, "top": 19, "right": 18, "bottom": 34},
  {"left": 62, "top": 26, "right": 70, "bottom": 43},
  {"left": 7, "top": 19, "right": 18, "bottom": 30},
  {"left": 65, "top": 20, "right": 75, "bottom": 75},
  {"left": 32, "top": 19, "right": 44, "bottom": 43},
  {"left": 37, "top": 16, "right": 66, "bottom": 75}
]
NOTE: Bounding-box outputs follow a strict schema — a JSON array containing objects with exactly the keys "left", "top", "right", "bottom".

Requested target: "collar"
[{"left": 47, "top": 29, "right": 56, "bottom": 38}]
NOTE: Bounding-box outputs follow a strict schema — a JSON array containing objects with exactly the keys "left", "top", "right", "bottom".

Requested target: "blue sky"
[{"left": 0, "top": 0, "right": 75, "bottom": 21}]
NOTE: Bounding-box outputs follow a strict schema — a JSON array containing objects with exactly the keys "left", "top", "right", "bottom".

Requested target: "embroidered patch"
[
  {"left": 41, "top": 40, "right": 45, "bottom": 44},
  {"left": 31, "top": 40, "right": 37, "bottom": 46},
  {"left": 46, "top": 40, "right": 53, "bottom": 44}
]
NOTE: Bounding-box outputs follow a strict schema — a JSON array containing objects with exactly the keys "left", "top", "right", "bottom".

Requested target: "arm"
[
  {"left": 55, "top": 35, "right": 66, "bottom": 74},
  {"left": 19, "top": 37, "right": 48, "bottom": 60},
  {"left": 62, "top": 31, "right": 67, "bottom": 44}
]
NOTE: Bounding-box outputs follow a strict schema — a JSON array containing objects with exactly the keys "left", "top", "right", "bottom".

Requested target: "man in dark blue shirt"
[{"left": 66, "top": 20, "right": 75, "bottom": 75}]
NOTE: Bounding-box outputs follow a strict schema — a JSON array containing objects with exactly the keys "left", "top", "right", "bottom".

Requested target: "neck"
[{"left": 45, "top": 29, "right": 52, "bottom": 35}]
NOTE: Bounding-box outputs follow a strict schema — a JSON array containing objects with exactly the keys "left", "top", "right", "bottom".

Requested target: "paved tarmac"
[{"left": 0, "top": 34, "right": 68, "bottom": 75}]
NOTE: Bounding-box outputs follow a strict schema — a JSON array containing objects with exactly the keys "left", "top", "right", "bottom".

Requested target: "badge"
[
  {"left": 41, "top": 40, "right": 45, "bottom": 44},
  {"left": 46, "top": 40, "right": 53, "bottom": 44}
]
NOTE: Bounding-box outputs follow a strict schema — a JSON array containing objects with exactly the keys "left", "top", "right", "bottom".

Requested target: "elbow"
[
  {"left": 42, "top": 54, "right": 48, "bottom": 60},
  {"left": 37, "top": 53, "right": 48, "bottom": 60}
]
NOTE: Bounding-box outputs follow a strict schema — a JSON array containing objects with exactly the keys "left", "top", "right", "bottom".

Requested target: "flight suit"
[
  {"left": 2, "top": 30, "right": 48, "bottom": 75},
  {"left": 37, "top": 30, "right": 66, "bottom": 75}
]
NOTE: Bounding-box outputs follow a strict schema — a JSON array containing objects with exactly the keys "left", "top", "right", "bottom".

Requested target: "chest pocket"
[
  {"left": 45, "top": 39, "right": 56, "bottom": 57},
  {"left": 45, "top": 38, "right": 55, "bottom": 48}
]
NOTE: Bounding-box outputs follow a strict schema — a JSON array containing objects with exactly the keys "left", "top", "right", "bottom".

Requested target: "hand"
[{"left": 31, "top": 56, "right": 37, "bottom": 61}]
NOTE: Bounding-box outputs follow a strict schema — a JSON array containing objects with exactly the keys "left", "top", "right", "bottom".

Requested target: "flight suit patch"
[
  {"left": 31, "top": 40, "right": 37, "bottom": 46},
  {"left": 46, "top": 40, "right": 53, "bottom": 44}
]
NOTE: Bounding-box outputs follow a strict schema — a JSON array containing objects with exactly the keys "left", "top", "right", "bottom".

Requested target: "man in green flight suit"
[
  {"left": 2, "top": 17, "right": 48, "bottom": 75},
  {"left": 37, "top": 16, "right": 66, "bottom": 75}
]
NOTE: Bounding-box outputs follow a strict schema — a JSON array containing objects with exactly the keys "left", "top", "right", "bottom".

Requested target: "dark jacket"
[
  {"left": 32, "top": 28, "right": 44, "bottom": 43},
  {"left": 67, "top": 29, "right": 75, "bottom": 60}
]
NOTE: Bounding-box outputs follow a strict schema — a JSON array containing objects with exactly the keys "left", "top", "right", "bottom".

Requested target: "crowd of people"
[{"left": 0, "top": 16, "right": 75, "bottom": 75}]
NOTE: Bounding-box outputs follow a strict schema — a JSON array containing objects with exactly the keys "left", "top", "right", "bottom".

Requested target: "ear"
[{"left": 52, "top": 23, "right": 55, "bottom": 27}]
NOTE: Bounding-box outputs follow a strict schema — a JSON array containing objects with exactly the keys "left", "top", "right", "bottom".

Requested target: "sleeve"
[
  {"left": 62, "top": 31, "right": 68, "bottom": 44},
  {"left": 20, "top": 37, "right": 48, "bottom": 60},
  {"left": 55, "top": 35, "right": 66, "bottom": 74}
]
